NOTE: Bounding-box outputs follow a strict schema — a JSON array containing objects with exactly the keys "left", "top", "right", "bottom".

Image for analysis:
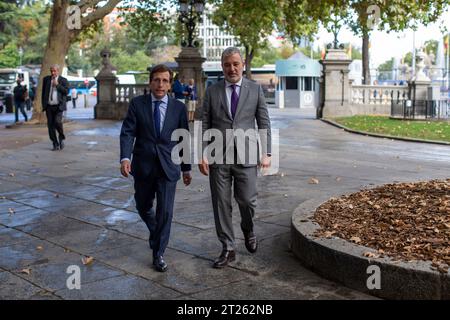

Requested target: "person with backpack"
[{"left": 13, "top": 78, "right": 28, "bottom": 123}]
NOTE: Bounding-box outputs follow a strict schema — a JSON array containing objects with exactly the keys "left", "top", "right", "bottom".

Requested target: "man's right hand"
[
  {"left": 198, "top": 157, "right": 209, "bottom": 176},
  {"left": 120, "top": 160, "right": 131, "bottom": 177}
]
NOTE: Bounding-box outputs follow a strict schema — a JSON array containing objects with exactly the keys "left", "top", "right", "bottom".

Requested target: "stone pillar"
[
  {"left": 94, "top": 49, "right": 120, "bottom": 120},
  {"left": 175, "top": 47, "right": 206, "bottom": 119},
  {"left": 318, "top": 49, "right": 352, "bottom": 118}
]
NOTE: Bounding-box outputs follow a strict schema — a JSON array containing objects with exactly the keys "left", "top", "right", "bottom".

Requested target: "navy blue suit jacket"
[{"left": 120, "top": 94, "right": 191, "bottom": 182}]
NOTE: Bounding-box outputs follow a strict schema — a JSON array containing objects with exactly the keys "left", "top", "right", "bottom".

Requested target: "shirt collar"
[
  {"left": 151, "top": 93, "right": 168, "bottom": 106},
  {"left": 225, "top": 77, "right": 243, "bottom": 88}
]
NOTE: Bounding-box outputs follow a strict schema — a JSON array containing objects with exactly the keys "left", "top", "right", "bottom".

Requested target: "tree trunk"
[
  {"left": 244, "top": 46, "right": 253, "bottom": 80},
  {"left": 362, "top": 30, "right": 370, "bottom": 85},
  {"left": 31, "top": 0, "right": 71, "bottom": 123}
]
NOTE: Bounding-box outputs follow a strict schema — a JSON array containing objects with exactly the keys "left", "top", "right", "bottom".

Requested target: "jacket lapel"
[
  {"left": 219, "top": 81, "right": 232, "bottom": 121},
  {"left": 145, "top": 95, "right": 157, "bottom": 138},
  {"left": 160, "top": 97, "right": 173, "bottom": 138}
]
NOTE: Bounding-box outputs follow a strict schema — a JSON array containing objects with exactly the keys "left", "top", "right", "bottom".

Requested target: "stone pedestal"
[
  {"left": 411, "top": 80, "right": 431, "bottom": 101},
  {"left": 318, "top": 49, "right": 353, "bottom": 118},
  {"left": 95, "top": 49, "right": 121, "bottom": 120},
  {"left": 175, "top": 47, "right": 206, "bottom": 119},
  {"left": 409, "top": 49, "right": 432, "bottom": 102}
]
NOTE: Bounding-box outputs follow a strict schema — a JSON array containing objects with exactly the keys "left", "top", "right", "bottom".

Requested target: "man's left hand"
[{"left": 183, "top": 172, "right": 192, "bottom": 186}]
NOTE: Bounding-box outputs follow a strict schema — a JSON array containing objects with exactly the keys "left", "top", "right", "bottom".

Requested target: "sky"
[{"left": 312, "top": 9, "right": 450, "bottom": 68}]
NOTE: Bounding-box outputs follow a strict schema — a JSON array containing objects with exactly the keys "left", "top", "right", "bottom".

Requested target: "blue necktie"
[{"left": 154, "top": 100, "right": 161, "bottom": 138}]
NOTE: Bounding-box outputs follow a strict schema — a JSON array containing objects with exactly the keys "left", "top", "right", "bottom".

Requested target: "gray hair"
[
  {"left": 50, "top": 64, "right": 60, "bottom": 70},
  {"left": 221, "top": 47, "right": 243, "bottom": 63}
]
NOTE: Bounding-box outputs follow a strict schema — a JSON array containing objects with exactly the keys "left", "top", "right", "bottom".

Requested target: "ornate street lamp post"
[
  {"left": 178, "top": 0, "right": 205, "bottom": 48},
  {"left": 175, "top": 0, "right": 206, "bottom": 120}
]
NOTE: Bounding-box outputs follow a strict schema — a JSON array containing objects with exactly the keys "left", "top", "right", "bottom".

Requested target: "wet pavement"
[
  {"left": 0, "top": 107, "right": 449, "bottom": 299},
  {"left": 0, "top": 95, "right": 96, "bottom": 124}
]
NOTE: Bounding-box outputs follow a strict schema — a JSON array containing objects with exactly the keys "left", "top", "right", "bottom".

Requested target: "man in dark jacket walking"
[
  {"left": 41, "top": 64, "right": 69, "bottom": 151},
  {"left": 13, "top": 78, "right": 28, "bottom": 123}
]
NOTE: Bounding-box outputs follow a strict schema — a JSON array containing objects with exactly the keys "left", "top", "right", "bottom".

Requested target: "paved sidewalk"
[{"left": 1, "top": 108, "right": 449, "bottom": 299}]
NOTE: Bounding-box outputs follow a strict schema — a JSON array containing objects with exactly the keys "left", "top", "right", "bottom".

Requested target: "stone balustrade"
[
  {"left": 351, "top": 85, "right": 409, "bottom": 105},
  {"left": 115, "top": 84, "right": 149, "bottom": 103}
]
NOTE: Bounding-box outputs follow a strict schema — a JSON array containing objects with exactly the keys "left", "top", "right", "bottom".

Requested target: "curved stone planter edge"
[{"left": 290, "top": 197, "right": 450, "bottom": 300}]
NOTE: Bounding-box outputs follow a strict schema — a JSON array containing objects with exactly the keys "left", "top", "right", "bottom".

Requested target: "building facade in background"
[{"left": 198, "top": 6, "right": 239, "bottom": 61}]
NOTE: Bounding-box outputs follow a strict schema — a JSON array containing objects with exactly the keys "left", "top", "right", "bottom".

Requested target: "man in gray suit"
[{"left": 199, "top": 47, "right": 272, "bottom": 268}]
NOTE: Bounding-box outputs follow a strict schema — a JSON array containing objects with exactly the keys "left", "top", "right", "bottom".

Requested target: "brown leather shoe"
[
  {"left": 213, "top": 250, "right": 236, "bottom": 268},
  {"left": 243, "top": 231, "right": 258, "bottom": 253}
]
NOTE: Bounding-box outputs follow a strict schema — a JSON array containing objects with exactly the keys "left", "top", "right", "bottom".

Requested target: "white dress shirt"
[{"left": 48, "top": 76, "right": 59, "bottom": 105}]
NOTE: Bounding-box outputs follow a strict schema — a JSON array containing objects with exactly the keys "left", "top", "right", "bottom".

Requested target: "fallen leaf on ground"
[
  {"left": 8, "top": 208, "right": 15, "bottom": 215},
  {"left": 350, "top": 236, "right": 361, "bottom": 243},
  {"left": 82, "top": 256, "right": 94, "bottom": 265},
  {"left": 36, "top": 246, "right": 43, "bottom": 251},
  {"left": 20, "top": 268, "right": 31, "bottom": 275},
  {"left": 309, "top": 178, "right": 319, "bottom": 184},
  {"left": 363, "top": 252, "right": 380, "bottom": 258},
  {"left": 9, "top": 173, "right": 15, "bottom": 177},
  {"left": 324, "top": 231, "right": 336, "bottom": 238}
]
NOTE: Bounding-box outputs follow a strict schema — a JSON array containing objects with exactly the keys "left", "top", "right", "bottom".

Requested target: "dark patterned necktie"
[
  {"left": 154, "top": 100, "right": 161, "bottom": 138},
  {"left": 230, "top": 84, "right": 239, "bottom": 119}
]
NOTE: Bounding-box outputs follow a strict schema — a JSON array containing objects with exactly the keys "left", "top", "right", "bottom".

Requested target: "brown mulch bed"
[{"left": 313, "top": 179, "right": 450, "bottom": 273}]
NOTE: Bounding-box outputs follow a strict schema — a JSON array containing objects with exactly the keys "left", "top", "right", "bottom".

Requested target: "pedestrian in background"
[
  {"left": 13, "top": 77, "right": 28, "bottom": 123},
  {"left": 185, "top": 78, "right": 197, "bottom": 122},
  {"left": 172, "top": 74, "right": 186, "bottom": 103},
  {"left": 71, "top": 87, "right": 78, "bottom": 108}
]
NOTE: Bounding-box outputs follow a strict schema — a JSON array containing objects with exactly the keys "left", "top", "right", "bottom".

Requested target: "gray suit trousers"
[{"left": 209, "top": 164, "right": 257, "bottom": 250}]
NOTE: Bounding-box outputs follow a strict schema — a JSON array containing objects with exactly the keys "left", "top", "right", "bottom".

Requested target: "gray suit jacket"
[{"left": 201, "top": 77, "right": 271, "bottom": 166}]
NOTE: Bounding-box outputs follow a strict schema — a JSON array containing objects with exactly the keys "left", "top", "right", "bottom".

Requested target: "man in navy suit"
[{"left": 120, "top": 64, "right": 192, "bottom": 272}]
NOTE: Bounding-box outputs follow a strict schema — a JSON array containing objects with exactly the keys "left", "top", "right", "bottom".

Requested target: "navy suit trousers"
[{"left": 134, "top": 158, "right": 177, "bottom": 258}]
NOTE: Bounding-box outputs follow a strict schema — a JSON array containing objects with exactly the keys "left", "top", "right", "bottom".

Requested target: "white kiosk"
[{"left": 275, "top": 52, "right": 322, "bottom": 109}]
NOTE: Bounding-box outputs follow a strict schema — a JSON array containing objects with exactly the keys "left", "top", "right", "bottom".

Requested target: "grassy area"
[{"left": 333, "top": 116, "right": 450, "bottom": 143}]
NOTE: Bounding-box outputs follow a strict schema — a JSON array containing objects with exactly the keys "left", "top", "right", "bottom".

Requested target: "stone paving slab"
[
  {"left": 0, "top": 208, "right": 55, "bottom": 228},
  {"left": 0, "top": 271, "right": 56, "bottom": 300},
  {"left": 54, "top": 274, "right": 181, "bottom": 300},
  {"left": 0, "top": 226, "right": 36, "bottom": 247},
  {"left": 11, "top": 251, "right": 125, "bottom": 292}
]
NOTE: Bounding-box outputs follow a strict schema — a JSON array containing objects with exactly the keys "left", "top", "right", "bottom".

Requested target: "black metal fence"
[{"left": 391, "top": 99, "right": 450, "bottom": 119}]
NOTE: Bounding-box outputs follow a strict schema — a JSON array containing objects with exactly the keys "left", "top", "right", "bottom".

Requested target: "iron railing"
[{"left": 391, "top": 99, "right": 450, "bottom": 119}]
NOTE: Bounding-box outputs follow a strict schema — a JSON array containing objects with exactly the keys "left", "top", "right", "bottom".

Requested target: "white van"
[{"left": 0, "top": 68, "right": 30, "bottom": 112}]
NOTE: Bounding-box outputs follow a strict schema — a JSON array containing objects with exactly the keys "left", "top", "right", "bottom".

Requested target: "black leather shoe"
[
  {"left": 213, "top": 250, "right": 236, "bottom": 268},
  {"left": 243, "top": 231, "right": 258, "bottom": 253},
  {"left": 52, "top": 143, "right": 59, "bottom": 151},
  {"left": 153, "top": 256, "right": 168, "bottom": 272},
  {"left": 59, "top": 139, "right": 65, "bottom": 150}
]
